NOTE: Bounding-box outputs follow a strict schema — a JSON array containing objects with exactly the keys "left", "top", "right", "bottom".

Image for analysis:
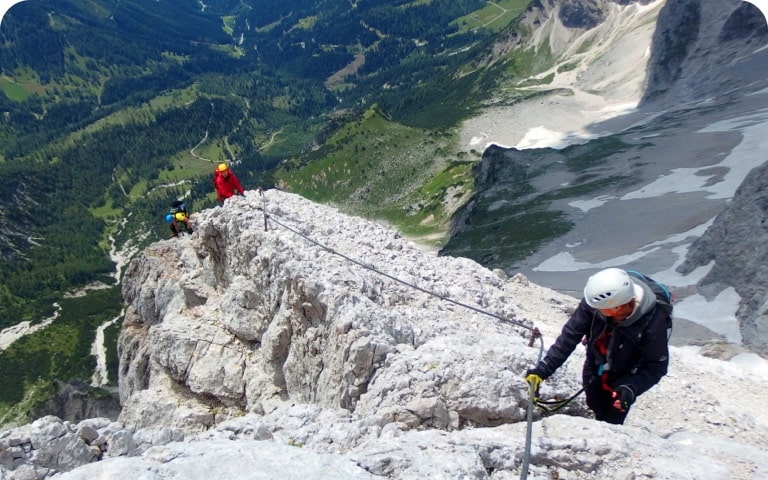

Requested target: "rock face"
[
  {"left": 3, "top": 192, "right": 768, "bottom": 479},
  {"left": 679, "top": 161, "right": 768, "bottom": 355},
  {"left": 31, "top": 381, "right": 121, "bottom": 424},
  {"left": 559, "top": 0, "right": 608, "bottom": 29},
  {"left": 557, "top": 0, "right": 657, "bottom": 29},
  {"left": 643, "top": 0, "right": 768, "bottom": 350},
  {"left": 116, "top": 192, "right": 566, "bottom": 431},
  {"left": 642, "top": 0, "right": 768, "bottom": 104}
]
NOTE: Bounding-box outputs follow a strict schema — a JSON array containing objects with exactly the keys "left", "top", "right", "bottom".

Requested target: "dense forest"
[{"left": 0, "top": 0, "right": 532, "bottom": 423}]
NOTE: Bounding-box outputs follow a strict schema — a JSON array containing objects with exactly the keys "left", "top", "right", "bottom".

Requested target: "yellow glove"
[{"left": 525, "top": 369, "right": 543, "bottom": 401}]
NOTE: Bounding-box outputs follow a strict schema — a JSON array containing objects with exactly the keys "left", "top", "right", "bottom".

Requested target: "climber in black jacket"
[{"left": 525, "top": 268, "right": 670, "bottom": 424}]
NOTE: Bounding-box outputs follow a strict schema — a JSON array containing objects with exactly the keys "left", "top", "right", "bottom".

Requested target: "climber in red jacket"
[{"left": 213, "top": 163, "right": 245, "bottom": 205}]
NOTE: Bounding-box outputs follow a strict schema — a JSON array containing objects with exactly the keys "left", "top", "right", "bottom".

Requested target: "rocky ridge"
[
  {"left": 2, "top": 191, "right": 768, "bottom": 479},
  {"left": 115, "top": 191, "right": 551, "bottom": 431}
]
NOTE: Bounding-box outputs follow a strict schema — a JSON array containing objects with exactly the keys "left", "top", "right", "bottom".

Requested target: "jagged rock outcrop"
[
  {"left": 31, "top": 381, "right": 121, "bottom": 424},
  {"left": 0, "top": 416, "right": 139, "bottom": 478},
  {"left": 642, "top": 0, "right": 768, "bottom": 104},
  {"left": 116, "top": 192, "right": 576, "bottom": 431},
  {"left": 444, "top": 144, "right": 565, "bottom": 241},
  {"left": 679, "top": 160, "right": 768, "bottom": 354},
  {"left": 559, "top": 0, "right": 608, "bottom": 29},
  {"left": 0, "top": 186, "right": 37, "bottom": 262}
]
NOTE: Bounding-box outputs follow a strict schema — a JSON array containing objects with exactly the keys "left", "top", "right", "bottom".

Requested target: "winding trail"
[
  {"left": 0, "top": 214, "right": 143, "bottom": 387},
  {"left": 88, "top": 215, "right": 148, "bottom": 386},
  {"left": 190, "top": 129, "right": 211, "bottom": 161},
  {"left": 0, "top": 303, "right": 61, "bottom": 351},
  {"left": 90, "top": 310, "right": 123, "bottom": 386},
  {"left": 259, "top": 128, "right": 285, "bottom": 151}
]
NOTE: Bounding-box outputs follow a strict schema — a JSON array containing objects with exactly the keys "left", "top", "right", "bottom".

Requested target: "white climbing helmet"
[{"left": 583, "top": 268, "right": 635, "bottom": 309}]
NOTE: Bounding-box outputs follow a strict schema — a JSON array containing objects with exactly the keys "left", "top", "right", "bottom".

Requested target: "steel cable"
[{"left": 257, "top": 190, "right": 545, "bottom": 479}]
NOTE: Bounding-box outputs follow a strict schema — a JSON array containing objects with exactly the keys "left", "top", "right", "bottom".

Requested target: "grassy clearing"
[
  {"left": 275, "top": 105, "right": 476, "bottom": 243},
  {"left": 295, "top": 16, "right": 318, "bottom": 30},
  {"left": 0, "top": 76, "right": 33, "bottom": 101},
  {"left": 2, "top": 68, "right": 49, "bottom": 98},
  {"left": 452, "top": 0, "right": 532, "bottom": 34},
  {"left": 192, "top": 139, "right": 231, "bottom": 164},
  {"left": 259, "top": 125, "right": 315, "bottom": 158},
  {"left": 222, "top": 16, "right": 237, "bottom": 35},
  {"left": 80, "top": 85, "right": 201, "bottom": 139}
]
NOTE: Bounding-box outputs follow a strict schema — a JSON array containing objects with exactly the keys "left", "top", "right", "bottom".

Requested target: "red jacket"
[{"left": 213, "top": 170, "right": 244, "bottom": 201}]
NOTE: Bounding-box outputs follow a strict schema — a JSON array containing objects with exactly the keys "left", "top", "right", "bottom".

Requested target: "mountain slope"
[
  {"left": 440, "top": 0, "right": 768, "bottom": 355},
  {"left": 2, "top": 0, "right": 768, "bottom": 430},
  {"left": 4, "top": 190, "right": 768, "bottom": 479},
  {"left": 679, "top": 160, "right": 768, "bottom": 356},
  {"left": 0, "top": 0, "right": 532, "bottom": 422},
  {"left": 0, "top": 0, "right": 518, "bottom": 314}
]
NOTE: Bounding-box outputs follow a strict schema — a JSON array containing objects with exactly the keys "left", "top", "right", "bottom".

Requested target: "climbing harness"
[{"left": 256, "top": 190, "right": 547, "bottom": 480}]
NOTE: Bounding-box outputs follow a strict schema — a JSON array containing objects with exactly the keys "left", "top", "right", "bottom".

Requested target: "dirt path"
[{"left": 0, "top": 303, "right": 60, "bottom": 351}]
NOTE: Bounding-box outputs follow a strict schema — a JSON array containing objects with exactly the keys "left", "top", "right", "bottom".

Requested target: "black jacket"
[{"left": 535, "top": 279, "right": 669, "bottom": 397}]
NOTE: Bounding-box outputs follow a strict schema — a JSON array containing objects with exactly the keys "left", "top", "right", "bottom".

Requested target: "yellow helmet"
[
  {"left": 174, "top": 212, "right": 186, "bottom": 221},
  {"left": 217, "top": 163, "right": 228, "bottom": 172}
]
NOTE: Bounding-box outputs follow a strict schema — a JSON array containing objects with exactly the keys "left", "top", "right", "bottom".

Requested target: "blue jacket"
[{"left": 535, "top": 278, "right": 669, "bottom": 396}]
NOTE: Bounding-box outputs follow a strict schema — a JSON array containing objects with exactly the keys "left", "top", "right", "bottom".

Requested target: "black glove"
[
  {"left": 611, "top": 385, "right": 635, "bottom": 412},
  {"left": 525, "top": 367, "right": 545, "bottom": 379},
  {"left": 524, "top": 368, "right": 545, "bottom": 400}
]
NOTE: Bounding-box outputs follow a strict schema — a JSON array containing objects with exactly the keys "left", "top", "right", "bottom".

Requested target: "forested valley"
[{"left": 0, "top": 0, "right": 532, "bottom": 424}]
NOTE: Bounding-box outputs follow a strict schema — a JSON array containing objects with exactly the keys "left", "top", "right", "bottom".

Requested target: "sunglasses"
[{"left": 598, "top": 299, "right": 635, "bottom": 317}]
